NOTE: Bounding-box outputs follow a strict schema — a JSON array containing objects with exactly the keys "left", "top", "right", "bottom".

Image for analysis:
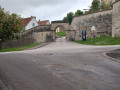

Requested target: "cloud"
[{"left": 0, "top": 0, "right": 93, "bottom": 21}]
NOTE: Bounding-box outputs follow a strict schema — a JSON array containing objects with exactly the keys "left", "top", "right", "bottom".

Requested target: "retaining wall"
[{"left": 70, "top": 10, "right": 112, "bottom": 40}]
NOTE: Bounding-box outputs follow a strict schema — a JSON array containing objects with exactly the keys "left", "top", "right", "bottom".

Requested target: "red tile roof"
[
  {"left": 38, "top": 20, "right": 49, "bottom": 25},
  {"left": 22, "top": 17, "right": 33, "bottom": 27}
]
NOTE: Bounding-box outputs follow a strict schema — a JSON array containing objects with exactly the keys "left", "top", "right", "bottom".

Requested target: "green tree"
[
  {"left": 0, "top": 7, "right": 23, "bottom": 42},
  {"left": 74, "top": 10, "right": 83, "bottom": 17},
  {"left": 90, "top": 0, "right": 100, "bottom": 12},
  {"left": 66, "top": 12, "right": 74, "bottom": 25},
  {"left": 63, "top": 17, "right": 68, "bottom": 22}
]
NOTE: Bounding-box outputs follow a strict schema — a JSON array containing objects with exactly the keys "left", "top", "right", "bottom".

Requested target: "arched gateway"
[{"left": 51, "top": 21, "right": 69, "bottom": 31}]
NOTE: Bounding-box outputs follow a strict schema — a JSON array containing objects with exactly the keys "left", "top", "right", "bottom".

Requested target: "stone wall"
[
  {"left": 2, "top": 34, "right": 35, "bottom": 49},
  {"left": 70, "top": 10, "right": 112, "bottom": 40},
  {"left": 2, "top": 25, "right": 56, "bottom": 49},
  {"left": 51, "top": 21, "right": 69, "bottom": 30},
  {"left": 112, "top": 1, "right": 120, "bottom": 37},
  {"left": 66, "top": 30, "right": 76, "bottom": 41}
]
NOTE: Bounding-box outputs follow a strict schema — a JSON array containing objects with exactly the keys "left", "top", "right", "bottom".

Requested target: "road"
[{"left": 0, "top": 37, "right": 120, "bottom": 90}]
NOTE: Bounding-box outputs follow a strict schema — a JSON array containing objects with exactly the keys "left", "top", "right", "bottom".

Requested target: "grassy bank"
[
  {"left": 56, "top": 31, "right": 66, "bottom": 36},
  {"left": 75, "top": 36, "right": 120, "bottom": 45},
  {"left": 1, "top": 42, "right": 44, "bottom": 52}
]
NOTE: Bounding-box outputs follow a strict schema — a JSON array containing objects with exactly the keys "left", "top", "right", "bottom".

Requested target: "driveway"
[{"left": 0, "top": 37, "right": 120, "bottom": 90}]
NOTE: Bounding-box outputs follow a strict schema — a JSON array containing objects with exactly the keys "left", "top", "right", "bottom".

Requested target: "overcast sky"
[{"left": 0, "top": 0, "right": 92, "bottom": 22}]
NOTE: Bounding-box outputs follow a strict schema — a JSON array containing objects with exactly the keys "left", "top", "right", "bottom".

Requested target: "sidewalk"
[{"left": 106, "top": 49, "right": 120, "bottom": 60}]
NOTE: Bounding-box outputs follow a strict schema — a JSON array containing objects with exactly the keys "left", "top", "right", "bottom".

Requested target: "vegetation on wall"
[
  {"left": 0, "top": 7, "right": 23, "bottom": 42},
  {"left": 85, "top": 0, "right": 111, "bottom": 14},
  {"left": 62, "top": 0, "right": 111, "bottom": 24},
  {"left": 75, "top": 36, "right": 120, "bottom": 45},
  {"left": 1, "top": 42, "right": 43, "bottom": 52},
  {"left": 63, "top": 10, "right": 84, "bottom": 25}
]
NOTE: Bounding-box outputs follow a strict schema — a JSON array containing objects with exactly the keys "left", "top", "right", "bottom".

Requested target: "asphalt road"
[{"left": 0, "top": 37, "right": 120, "bottom": 90}]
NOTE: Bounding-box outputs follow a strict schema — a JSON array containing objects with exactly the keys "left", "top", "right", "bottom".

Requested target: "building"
[
  {"left": 101, "top": 0, "right": 116, "bottom": 4},
  {"left": 56, "top": 27, "right": 63, "bottom": 32},
  {"left": 38, "top": 20, "right": 50, "bottom": 26},
  {"left": 22, "top": 16, "right": 38, "bottom": 30}
]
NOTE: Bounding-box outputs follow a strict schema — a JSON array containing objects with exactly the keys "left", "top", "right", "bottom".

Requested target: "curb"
[
  {"left": 0, "top": 79, "right": 8, "bottom": 90},
  {"left": 25, "top": 42, "right": 51, "bottom": 50},
  {"left": 103, "top": 51, "right": 120, "bottom": 63}
]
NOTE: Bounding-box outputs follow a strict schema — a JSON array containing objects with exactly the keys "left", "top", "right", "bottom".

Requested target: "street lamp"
[{"left": 91, "top": 26, "right": 96, "bottom": 45}]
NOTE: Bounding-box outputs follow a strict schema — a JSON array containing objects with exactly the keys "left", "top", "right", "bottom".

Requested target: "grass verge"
[
  {"left": 75, "top": 36, "right": 120, "bottom": 45},
  {"left": 1, "top": 42, "right": 44, "bottom": 52},
  {"left": 56, "top": 31, "right": 66, "bottom": 36}
]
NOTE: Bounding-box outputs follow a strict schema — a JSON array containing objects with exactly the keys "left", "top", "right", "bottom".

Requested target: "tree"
[
  {"left": 66, "top": 12, "right": 74, "bottom": 25},
  {"left": 63, "top": 12, "right": 74, "bottom": 25},
  {"left": 100, "top": 1, "right": 110, "bottom": 10},
  {"left": 90, "top": 0, "right": 101, "bottom": 12},
  {"left": 63, "top": 17, "right": 68, "bottom": 22},
  {"left": 74, "top": 10, "right": 83, "bottom": 17},
  {"left": 0, "top": 7, "right": 23, "bottom": 42},
  {"left": 100, "top": 1, "right": 107, "bottom": 10}
]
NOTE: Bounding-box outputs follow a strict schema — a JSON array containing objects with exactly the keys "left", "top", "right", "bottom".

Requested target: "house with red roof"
[
  {"left": 38, "top": 20, "right": 50, "bottom": 26},
  {"left": 22, "top": 16, "right": 38, "bottom": 30}
]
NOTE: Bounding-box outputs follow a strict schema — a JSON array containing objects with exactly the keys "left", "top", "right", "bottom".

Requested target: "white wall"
[{"left": 25, "top": 18, "right": 38, "bottom": 30}]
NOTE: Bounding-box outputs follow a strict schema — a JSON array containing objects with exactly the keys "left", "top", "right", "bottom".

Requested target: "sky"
[{"left": 0, "top": 0, "right": 93, "bottom": 22}]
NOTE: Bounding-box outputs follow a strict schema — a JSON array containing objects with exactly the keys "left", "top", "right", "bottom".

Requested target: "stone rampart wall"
[
  {"left": 70, "top": 10, "right": 112, "bottom": 40},
  {"left": 112, "top": 1, "right": 120, "bottom": 37}
]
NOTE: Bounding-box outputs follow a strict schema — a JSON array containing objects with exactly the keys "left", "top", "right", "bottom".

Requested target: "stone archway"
[
  {"left": 51, "top": 21, "right": 69, "bottom": 38},
  {"left": 51, "top": 21, "right": 69, "bottom": 31},
  {"left": 55, "top": 25, "right": 66, "bottom": 33}
]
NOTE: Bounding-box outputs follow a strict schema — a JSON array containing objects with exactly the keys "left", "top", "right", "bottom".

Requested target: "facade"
[
  {"left": 56, "top": 27, "right": 63, "bottom": 32},
  {"left": 22, "top": 16, "right": 38, "bottom": 30},
  {"left": 38, "top": 20, "right": 50, "bottom": 26}
]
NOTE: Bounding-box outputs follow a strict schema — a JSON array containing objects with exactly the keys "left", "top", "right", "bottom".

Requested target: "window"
[{"left": 33, "top": 23, "right": 35, "bottom": 27}]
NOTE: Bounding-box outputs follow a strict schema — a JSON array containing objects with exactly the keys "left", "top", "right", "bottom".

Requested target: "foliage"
[
  {"left": 90, "top": 0, "right": 101, "bottom": 12},
  {"left": 63, "top": 17, "right": 68, "bottom": 22},
  {"left": 87, "top": 0, "right": 111, "bottom": 14},
  {"left": 75, "top": 36, "right": 120, "bottom": 45},
  {"left": 1, "top": 42, "right": 44, "bottom": 52},
  {"left": 0, "top": 7, "right": 23, "bottom": 42},
  {"left": 100, "top": 1, "right": 111, "bottom": 10},
  {"left": 56, "top": 31, "right": 66, "bottom": 36},
  {"left": 74, "top": 10, "right": 83, "bottom": 17},
  {"left": 63, "top": 10, "right": 84, "bottom": 24},
  {"left": 100, "top": 1, "right": 107, "bottom": 10},
  {"left": 62, "top": 12, "right": 74, "bottom": 25},
  {"left": 67, "top": 12, "right": 74, "bottom": 24}
]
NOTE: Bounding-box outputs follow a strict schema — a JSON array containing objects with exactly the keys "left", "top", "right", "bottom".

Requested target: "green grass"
[
  {"left": 56, "top": 31, "right": 66, "bottom": 36},
  {"left": 75, "top": 36, "right": 120, "bottom": 45},
  {"left": 1, "top": 42, "right": 44, "bottom": 52}
]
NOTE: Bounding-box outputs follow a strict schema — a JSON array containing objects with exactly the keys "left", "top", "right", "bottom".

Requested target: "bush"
[{"left": 0, "top": 7, "right": 23, "bottom": 42}]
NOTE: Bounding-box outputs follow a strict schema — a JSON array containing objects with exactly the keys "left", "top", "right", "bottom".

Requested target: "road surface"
[{"left": 0, "top": 37, "right": 120, "bottom": 90}]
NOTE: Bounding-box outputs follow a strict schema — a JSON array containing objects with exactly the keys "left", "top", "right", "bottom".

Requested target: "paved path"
[{"left": 0, "top": 37, "right": 120, "bottom": 90}]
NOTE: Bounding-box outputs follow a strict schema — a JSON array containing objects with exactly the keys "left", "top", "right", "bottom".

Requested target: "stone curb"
[
  {"left": 103, "top": 51, "right": 120, "bottom": 63},
  {"left": 25, "top": 42, "right": 51, "bottom": 50},
  {"left": 0, "top": 79, "right": 8, "bottom": 90}
]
